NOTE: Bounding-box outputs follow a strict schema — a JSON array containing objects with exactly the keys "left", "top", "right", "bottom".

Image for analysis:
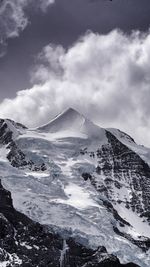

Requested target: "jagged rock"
[
  {"left": 59, "top": 239, "right": 140, "bottom": 267},
  {"left": 82, "top": 172, "right": 92, "bottom": 181},
  {"left": 87, "top": 130, "right": 150, "bottom": 222},
  {"left": 0, "top": 119, "right": 47, "bottom": 171}
]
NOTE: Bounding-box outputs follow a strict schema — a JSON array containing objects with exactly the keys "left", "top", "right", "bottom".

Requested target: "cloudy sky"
[{"left": 0, "top": 0, "right": 150, "bottom": 146}]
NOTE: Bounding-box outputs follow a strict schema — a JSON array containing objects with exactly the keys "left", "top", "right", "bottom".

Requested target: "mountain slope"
[
  {"left": 0, "top": 108, "right": 150, "bottom": 267},
  {"left": 0, "top": 178, "right": 140, "bottom": 267},
  {"left": 38, "top": 107, "right": 107, "bottom": 140}
]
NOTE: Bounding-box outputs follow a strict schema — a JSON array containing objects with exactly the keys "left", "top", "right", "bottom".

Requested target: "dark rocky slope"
[
  {"left": 0, "top": 119, "right": 46, "bottom": 171},
  {"left": 80, "top": 130, "right": 150, "bottom": 253},
  {"left": 0, "top": 179, "right": 140, "bottom": 267},
  {"left": 81, "top": 130, "right": 150, "bottom": 223}
]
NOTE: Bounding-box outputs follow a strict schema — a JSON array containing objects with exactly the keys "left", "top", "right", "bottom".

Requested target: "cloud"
[
  {"left": 0, "top": 0, "right": 28, "bottom": 56},
  {"left": 0, "top": 29, "right": 150, "bottom": 146},
  {"left": 0, "top": 0, "right": 55, "bottom": 57},
  {"left": 38, "top": 0, "right": 55, "bottom": 12}
]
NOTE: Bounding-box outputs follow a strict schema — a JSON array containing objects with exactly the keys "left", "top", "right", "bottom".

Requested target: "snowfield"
[{"left": 0, "top": 108, "right": 150, "bottom": 267}]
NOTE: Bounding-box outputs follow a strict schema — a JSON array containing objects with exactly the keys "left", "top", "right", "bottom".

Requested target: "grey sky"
[{"left": 0, "top": 0, "right": 150, "bottom": 100}]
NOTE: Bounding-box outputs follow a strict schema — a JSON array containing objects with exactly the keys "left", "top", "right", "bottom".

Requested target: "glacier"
[{"left": 0, "top": 108, "right": 150, "bottom": 267}]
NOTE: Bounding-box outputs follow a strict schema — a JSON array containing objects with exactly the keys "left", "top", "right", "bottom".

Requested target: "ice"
[
  {"left": 38, "top": 108, "right": 85, "bottom": 133},
  {"left": 0, "top": 108, "right": 150, "bottom": 267},
  {"left": 0, "top": 249, "right": 22, "bottom": 266},
  {"left": 0, "top": 146, "right": 9, "bottom": 162},
  {"left": 55, "top": 183, "right": 99, "bottom": 209},
  {"left": 60, "top": 239, "right": 69, "bottom": 267},
  {"left": 38, "top": 107, "right": 107, "bottom": 141},
  {"left": 115, "top": 203, "right": 150, "bottom": 238},
  {"left": 20, "top": 242, "right": 32, "bottom": 250}
]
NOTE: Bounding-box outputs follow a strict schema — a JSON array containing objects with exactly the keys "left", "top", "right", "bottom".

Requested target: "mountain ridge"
[{"left": 0, "top": 108, "right": 150, "bottom": 266}]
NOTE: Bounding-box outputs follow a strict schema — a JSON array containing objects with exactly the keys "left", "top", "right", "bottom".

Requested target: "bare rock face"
[
  {"left": 62, "top": 239, "right": 140, "bottom": 267},
  {"left": 80, "top": 131, "right": 150, "bottom": 253},
  {"left": 81, "top": 130, "right": 150, "bottom": 223}
]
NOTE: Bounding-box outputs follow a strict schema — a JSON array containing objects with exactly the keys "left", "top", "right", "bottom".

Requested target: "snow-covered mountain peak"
[
  {"left": 37, "top": 107, "right": 106, "bottom": 140},
  {"left": 38, "top": 107, "right": 86, "bottom": 132}
]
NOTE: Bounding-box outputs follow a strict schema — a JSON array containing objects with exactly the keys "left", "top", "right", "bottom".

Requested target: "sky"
[{"left": 0, "top": 0, "right": 150, "bottom": 146}]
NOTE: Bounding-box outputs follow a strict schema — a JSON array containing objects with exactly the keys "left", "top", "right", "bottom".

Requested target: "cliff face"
[{"left": 85, "top": 130, "right": 150, "bottom": 222}]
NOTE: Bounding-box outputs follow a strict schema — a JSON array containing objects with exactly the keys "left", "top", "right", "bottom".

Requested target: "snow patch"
[
  {"left": 53, "top": 183, "right": 99, "bottom": 209},
  {"left": 115, "top": 203, "right": 150, "bottom": 238}
]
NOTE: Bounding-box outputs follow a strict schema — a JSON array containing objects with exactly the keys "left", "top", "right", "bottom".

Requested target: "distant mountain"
[{"left": 0, "top": 108, "right": 150, "bottom": 266}]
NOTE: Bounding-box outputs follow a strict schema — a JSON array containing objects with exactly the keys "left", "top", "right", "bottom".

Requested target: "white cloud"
[
  {"left": 38, "top": 0, "right": 55, "bottom": 12},
  {"left": 0, "top": 0, "right": 28, "bottom": 41},
  {"left": 0, "top": 29, "right": 150, "bottom": 146},
  {"left": 0, "top": 0, "right": 55, "bottom": 56}
]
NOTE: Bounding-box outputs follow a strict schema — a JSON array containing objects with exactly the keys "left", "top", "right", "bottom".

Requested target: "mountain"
[
  {"left": 0, "top": 108, "right": 150, "bottom": 267},
  {"left": 0, "top": 178, "right": 140, "bottom": 267},
  {"left": 38, "top": 107, "right": 106, "bottom": 140}
]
